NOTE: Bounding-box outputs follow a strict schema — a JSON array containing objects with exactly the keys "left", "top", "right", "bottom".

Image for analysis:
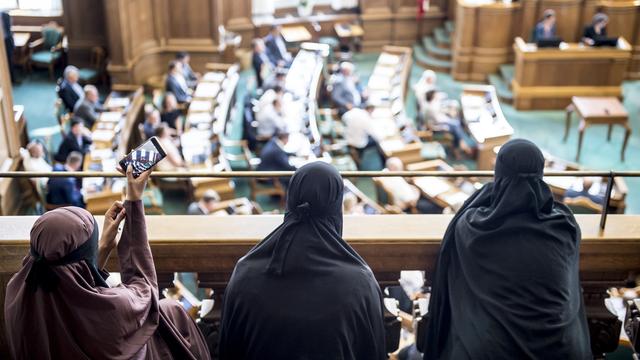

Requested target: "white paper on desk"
[
  {"left": 441, "top": 192, "right": 469, "bottom": 211},
  {"left": 372, "top": 66, "right": 395, "bottom": 78},
  {"left": 378, "top": 53, "right": 401, "bottom": 66},
  {"left": 415, "top": 178, "right": 451, "bottom": 198},
  {"left": 92, "top": 130, "right": 115, "bottom": 142},
  {"left": 194, "top": 83, "right": 221, "bottom": 98},
  {"left": 371, "top": 107, "right": 393, "bottom": 119},
  {"left": 189, "top": 101, "right": 212, "bottom": 112},
  {"left": 187, "top": 112, "right": 212, "bottom": 125},
  {"left": 105, "top": 97, "right": 130, "bottom": 109},
  {"left": 91, "top": 148, "right": 114, "bottom": 161},
  {"left": 202, "top": 72, "right": 225, "bottom": 83},
  {"left": 368, "top": 75, "right": 392, "bottom": 90},
  {"left": 102, "top": 158, "right": 118, "bottom": 172},
  {"left": 100, "top": 112, "right": 122, "bottom": 122},
  {"left": 380, "top": 138, "right": 405, "bottom": 152},
  {"left": 544, "top": 176, "right": 576, "bottom": 190}
]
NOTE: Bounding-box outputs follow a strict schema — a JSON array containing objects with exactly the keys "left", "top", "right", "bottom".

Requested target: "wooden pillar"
[{"left": 61, "top": 0, "right": 107, "bottom": 67}]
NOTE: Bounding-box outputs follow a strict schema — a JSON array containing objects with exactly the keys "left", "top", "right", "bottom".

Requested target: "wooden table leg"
[
  {"left": 564, "top": 105, "right": 574, "bottom": 142},
  {"left": 621, "top": 124, "right": 631, "bottom": 162},
  {"left": 607, "top": 124, "right": 613, "bottom": 141},
  {"left": 576, "top": 120, "right": 586, "bottom": 161}
]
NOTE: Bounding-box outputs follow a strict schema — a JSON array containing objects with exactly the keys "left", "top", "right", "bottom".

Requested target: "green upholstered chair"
[
  {"left": 78, "top": 47, "right": 106, "bottom": 84},
  {"left": 29, "top": 25, "right": 64, "bottom": 79}
]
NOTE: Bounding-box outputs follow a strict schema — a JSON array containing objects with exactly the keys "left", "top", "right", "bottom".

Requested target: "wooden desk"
[
  {"left": 460, "top": 85, "right": 512, "bottom": 170},
  {"left": 281, "top": 26, "right": 312, "bottom": 43},
  {"left": 564, "top": 97, "right": 631, "bottom": 161},
  {"left": 512, "top": 37, "right": 632, "bottom": 110}
]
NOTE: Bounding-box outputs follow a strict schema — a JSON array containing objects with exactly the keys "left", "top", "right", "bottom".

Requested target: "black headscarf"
[
  {"left": 423, "top": 139, "right": 591, "bottom": 359},
  {"left": 219, "top": 162, "right": 387, "bottom": 360}
]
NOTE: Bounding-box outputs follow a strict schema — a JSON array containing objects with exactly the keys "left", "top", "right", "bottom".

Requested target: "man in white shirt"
[
  {"left": 20, "top": 141, "right": 52, "bottom": 187},
  {"left": 256, "top": 97, "right": 286, "bottom": 138},
  {"left": 342, "top": 103, "right": 385, "bottom": 166},
  {"left": 381, "top": 157, "right": 442, "bottom": 214}
]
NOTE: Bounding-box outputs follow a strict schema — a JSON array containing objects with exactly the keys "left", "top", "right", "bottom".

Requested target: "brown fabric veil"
[{"left": 5, "top": 205, "right": 160, "bottom": 360}]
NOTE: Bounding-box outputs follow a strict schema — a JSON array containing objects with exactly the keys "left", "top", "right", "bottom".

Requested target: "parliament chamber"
[{"left": 0, "top": 0, "right": 639, "bottom": 358}]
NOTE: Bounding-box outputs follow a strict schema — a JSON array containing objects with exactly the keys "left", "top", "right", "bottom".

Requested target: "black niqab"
[
  {"left": 423, "top": 139, "right": 591, "bottom": 359},
  {"left": 219, "top": 162, "right": 387, "bottom": 360}
]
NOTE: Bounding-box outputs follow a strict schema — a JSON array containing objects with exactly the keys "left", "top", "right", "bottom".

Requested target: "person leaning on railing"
[{"left": 4, "top": 165, "right": 210, "bottom": 359}]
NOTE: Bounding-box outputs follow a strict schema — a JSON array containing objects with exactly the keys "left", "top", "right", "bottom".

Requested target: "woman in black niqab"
[
  {"left": 219, "top": 162, "right": 387, "bottom": 360},
  {"left": 423, "top": 139, "right": 591, "bottom": 359}
]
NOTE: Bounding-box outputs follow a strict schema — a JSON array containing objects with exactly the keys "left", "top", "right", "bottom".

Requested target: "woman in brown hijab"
[{"left": 4, "top": 166, "right": 210, "bottom": 360}]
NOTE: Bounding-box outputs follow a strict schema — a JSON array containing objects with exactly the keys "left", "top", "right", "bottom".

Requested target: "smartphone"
[{"left": 118, "top": 136, "right": 167, "bottom": 178}]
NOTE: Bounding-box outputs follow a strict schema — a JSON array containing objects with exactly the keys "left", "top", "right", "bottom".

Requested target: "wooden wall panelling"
[
  {"left": 61, "top": 0, "right": 107, "bottom": 67},
  {"left": 538, "top": 0, "right": 583, "bottom": 41},
  {"left": 360, "top": 0, "right": 394, "bottom": 51},
  {"left": 221, "top": 0, "right": 254, "bottom": 48}
]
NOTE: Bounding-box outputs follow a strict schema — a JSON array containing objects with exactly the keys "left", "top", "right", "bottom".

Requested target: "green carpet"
[{"left": 12, "top": 55, "right": 640, "bottom": 214}]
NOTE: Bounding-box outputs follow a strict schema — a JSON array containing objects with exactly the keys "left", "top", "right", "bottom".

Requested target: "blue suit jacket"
[
  {"left": 165, "top": 74, "right": 191, "bottom": 103},
  {"left": 331, "top": 75, "right": 363, "bottom": 115},
  {"left": 58, "top": 79, "right": 82, "bottom": 112},
  {"left": 257, "top": 139, "right": 295, "bottom": 172},
  {"left": 46, "top": 164, "right": 85, "bottom": 208},
  {"left": 252, "top": 52, "right": 272, "bottom": 88},
  {"left": 264, "top": 34, "right": 288, "bottom": 65},
  {"left": 532, "top": 22, "right": 557, "bottom": 42}
]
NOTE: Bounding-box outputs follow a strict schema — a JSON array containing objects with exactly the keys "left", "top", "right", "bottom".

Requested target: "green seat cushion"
[
  {"left": 78, "top": 68, "right": 98, "bottom": 81},
  {"left": 30, "top": 51, "right": 61, "bottom": 64},
  {"left": 318, "top": 36, "right": 340, "bottom": 47}
]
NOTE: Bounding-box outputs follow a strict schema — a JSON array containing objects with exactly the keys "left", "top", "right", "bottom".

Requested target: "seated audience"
[
  {"left": 160, "top": 92, "right": 183, "bottom": 134},
  {"left": 383, "top": 157, "right": 443, "bottom": 214},
  {"left": 413, "top": 69, "right": 437, "bottom": 115},
  {"left": 74, "top": 85, "right": 104, "bottom": 129},
  {"left": 583, "top": 12, "right": 609, "bottom": 45},
  {"left": 176, "top": 51, "right": 199, "bottom": 88},
  {"left": 264, "top": 25, "right": 292, "bottom": 67},
  {"left": 165, "top": 60, "right": 192, "bottom": 103},
  {"left": 252, "top": 38, "right": 273, "bottom": 89},
  {"left": 423, "top": 139, "right": 590, "bottom": 359},
  {"left": 155, "top": 124, "right": 185, "bottom": 171},
  {"left": 331, "top": 62, "right": 365, "bottom": 116},
  {"left": 143, "top": 108, "right": 161, "bottom": 140},
  {"left": 423, "top": 90, "right": 473, "bottom": 156},
  {"left": 219, "top": 162, "right": 386, "bottom": 360},
  {"left": 256, "top": 97, "right": 286, "bottom": 138},
  {"left": 257, "top": 131, "right": 296, "bottom": 173},
  {"left": 6, "top": 166, "right": 210, "bottom": 359},
  {"left": 342, "top": 103, "right": 385, "bottom": 165},
  {"left": 46, "top": 151, "right": 84, "bottom": 208},
  {"left": 342, "top": 191, "right": 365, "bottom": 215},
  {"left": 58, "top": 65, "right": 84, "bottom": 112},
  {"left": 564, "top": 178, "right": 605, "bottom": 205},
  {"left": 20, "top": 141, "right": 52, "bottom": 187},
  {"left": 54, "top": 117, "right": 92, "bottom": 163},
  {"left": 187, "top": 190, "right": 221, "bottom": 215},
  {"left": 532, "top": 9, "right": 557, "bottom": 42}
]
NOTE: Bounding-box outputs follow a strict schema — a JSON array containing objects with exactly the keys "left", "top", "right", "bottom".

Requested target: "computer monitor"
[
  {"left": 536, "top": 37, "right": 562, "bottom": 48},
  {"left": 593, "top": 37, "right": 618, "bottom": 47}
]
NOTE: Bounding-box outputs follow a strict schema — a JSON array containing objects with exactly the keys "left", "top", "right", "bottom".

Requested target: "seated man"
[
  {"left": 262, "top": 68, "right": 287, "bottom": 92},
  {"left": 46, "top": 151, "right": 84, "bottom": 208},
  {"left": 251, "top": 38, "right": 274, "bottom": 89},
  {"left": 423, "top": 90, "right": 473, "bottom": 156},
  {"left": 143, "top": 108, "right": 161, "bottom": 140},
  {"left": 175, "top": 51, "right": 199, "bottom": 89},
  {"left": 160, "top": 92, "right": 183, "bottom": 135},
  {"left": 256, "top": 97, "right": 286, "bottom": 138},
  {"left": 257, "top": 131, "right": 296, "bottom": 173},
  {"left": 54, "top": 117, "right": 92, "bottom": 163},
  {"left": 165, "top": 60, "right": 192, "bottom": 103},
  {"left": 155, "top": 124, "right": 185, "bottom": 171},
  {"left": 74, "top": 85, "right": 104, "bottom": 129},
  {"left": 57, "top": 65, "right": 84, "bottom": 112},
  {"left": 532, "top": 9, "right": 557, "bottom": 42},
  {"left": 413, "top": 70, "right": 438, "bottom": 116},
  {"left": 331, "top": 62, "right": 365, "bottom": 116},
  {"left": 263, "top": 25, "right": 292, "bottom": 67},
  {"left": 382, "top": 157, "right": 442, "bottom": 214},
  {"left": 342, "top": 103, "right": 385, "bottom": 166},
  {"left": 187, "top": 190, "right": 221, "bottom": 215},
  {"left": 6, "top": 166, "right": 210, "bottom": 359},
  {"left": 583, "top": 12, "right": 609, "bottom": 45},
  {"left": 20, "top": 141, "right": 52, "bottom": 187},
  {"left": 564, "top": 178, "right": 605, "bottom": 205}
]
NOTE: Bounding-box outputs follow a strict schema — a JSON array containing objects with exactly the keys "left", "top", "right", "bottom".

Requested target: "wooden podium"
[{"left": 512, "top": 37, "right": 632, "bottom": 110}]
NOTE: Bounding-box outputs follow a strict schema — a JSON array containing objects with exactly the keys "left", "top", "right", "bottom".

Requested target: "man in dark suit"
[
  {"left": 2, "top": 11, "right": 15, "bottom": 83},
  {"left": 57, "top": 66, "right": 84, "bottom": 112},
  {"left": 257, "top": 131, "right": 296, "bottom": 187},
  {"left": 74, "top": 85, "right": 104, "bottom": 129},
  {"left": 54, "top": 117, "right": 92, "bottom": 163},
  {"left": 532, "top": 9, "right": 557, "bottom": 42},
  {"left": 252, "top": 38, "right": 274, "bottom": 89},
  {"left": 46, "top": 151, "right": 85, "bottom": 208},
  {"left": 264, "top": 25, "right": 292, "bottom": 67},
  {"left": 186, "top": 190, "right": 221, "bottom": 215},
  {"left": 176, "top": 51, "right": 199, "bottom": 89},
  {"left": 165, "top": 60, "right": 192, "bottom": 103},
  {"left": 331, "top": 62, "right": 365, "bottom": 116}
]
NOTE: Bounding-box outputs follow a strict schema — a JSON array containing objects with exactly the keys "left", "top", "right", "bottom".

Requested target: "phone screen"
[{"left": 119, "top": 137, "right": 167, "bottom": 178}]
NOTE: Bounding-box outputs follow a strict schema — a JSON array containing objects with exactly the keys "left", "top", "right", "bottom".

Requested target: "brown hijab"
[{"left": 5, "top": 204, "right": 160, "bottom": 359}]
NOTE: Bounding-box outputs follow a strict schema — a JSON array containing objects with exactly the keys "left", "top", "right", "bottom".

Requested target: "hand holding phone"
[{"left": 118, "top": 136, "right": 167, "bottom": 179}]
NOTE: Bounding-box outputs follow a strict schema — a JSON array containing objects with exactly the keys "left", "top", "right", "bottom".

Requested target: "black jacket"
[{"left": 54, "top": 133, "right": 92, "bottom": 163}]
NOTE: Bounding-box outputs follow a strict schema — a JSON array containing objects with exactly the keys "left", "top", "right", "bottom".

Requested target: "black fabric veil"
[
  {"left": 219, "top": 162, "right": 386, "bottom": 360},
  {"left": 423, "top": 139, "right": 591, "bottom": 359}
]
